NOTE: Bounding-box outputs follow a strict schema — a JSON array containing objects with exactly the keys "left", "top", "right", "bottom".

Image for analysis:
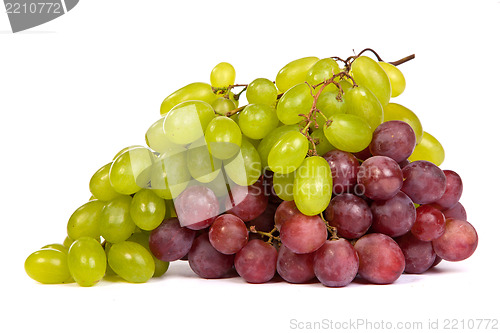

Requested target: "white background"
[{"left": 1, "top": 1, "right": 499, "bottom": 332}]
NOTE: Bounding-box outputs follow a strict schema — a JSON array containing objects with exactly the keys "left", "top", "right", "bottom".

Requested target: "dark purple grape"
[
  {"left": 353, "top": 146, "right": 372, "bottom": 161},
  {"left": 314, "top": 239, "right": 359, "bottom": 287},
  {"left": 442, "top": 202, "right": 467, "bottom": 220},
  {"left": 280, "top": 213, "right": 327, "bottom": 254},
  {"left": 234, "top": 239, "right": 278, "bottom": 283},
  {"left": 322, "top": 149, "right": 360, "bottom": 194},
  {"left": 369, "top": 120, "right": 416, "bottom": 163},
  {"left": 247, "top": 201, "right": 279, "bottom": 233},
  {"left": 323, "top": 193, "right": 372, "bottom": 239},
  {"left": 357, "top": 156, "right": 403, "bottom": 201},
  {"left": 399, "top": 159, "right": 410, "bottom": 169},
  {"left": 354, "top": 233, "right": 405, "bottom": 284},
  {"left": 401, "top": 160, "right": 446, "bottom": 204},
  {"left": 432, "top": 219, "right": 478, "bottom": 262},
  {"left": 411, "top": 205, "right": 446, "bottom": 241},
  {"left": 175, "top": 185, "right": 220, "bottom": 230},
  {"left": 262, "top": 170, "right": 283, "bottom": 204},
  {"left": 149, "top": 218, "right": 196, "bottom": 261},
  {"left": 226, "top": 180, "right": 268, "bottom": 222},
  {"left": 432, "top": 170, "right": 463, "bottom": 210},
  {"left": 274, "top": 200, "right": 300, "bottom": 231},
  {"left": 276, "top": 245, "right": 315, "bottom": 284},
  {"left": 395, "top": 232, "right": 436, "bottom": 274},
  {"left": 370, "top": 191, "right": 416, "bottom": 237},
  {"left": 188, "top": 233, "right": 234, "bottom": 279},
  {"left": 208, "top": 214, "right": 248, "bottom": 255}
]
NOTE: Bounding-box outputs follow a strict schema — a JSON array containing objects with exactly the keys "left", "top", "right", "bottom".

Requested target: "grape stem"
[
  {"left": 249, "top": 226, "right": 280, "bottom": 244},
  {"left": 320, "top": 212, "right": 339, "bottom": 240}
]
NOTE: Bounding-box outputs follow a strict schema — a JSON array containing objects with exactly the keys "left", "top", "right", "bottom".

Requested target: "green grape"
[
  {"left": 109, "top": 146, "right": 155, "bottom": 195},
  {"left": 108, "top": 241, "right": 155, "bottom": 283},
  {"left": 224, "top": 138, "right": 262, "bottom": 186},
  {"left": 257, "top": 124, "right": 300, "bottom": 167},
  {"left": 272, "top": 172, "right": 295, "bottom": 201},
  {"left": 306, "top": 58, "right": 340, "bottom": 88},
  {"left": 145, "top": 117, "right": 184, "bottom": 153},
  {"left": 164, "top": 100, "right": 216, "bottom": 145},
  {"left": 99, "top": 195, "right": 136, "bottom": 243},
  {"left": 268, "top": 131, "right": 309, "bottom": 174},
  {"left": 315, "top": 90, "right": 346, "bottom": 130},
  {"left": 67, "top": 200, "right": 105, "bottom": 240},
  {"left": 67, "top": 237, "right": 106, "bottom": 287},
  {"left": 293, "top": 156, "right": 333, "bottom": 216},
  {"left": 310, "top": 128, "right": 335, "bottom": 156},
  {"left": 160, "top": 82, "right": 217, "bottom": 116},
  {"left": 150, "top": 147, "right": 191, "bottom": 199},
  {"left": 246, "top": 78, "right": 278, "bottom": 106},
  {"left": 42, "top": 243, "right": 68, "bottom": 254},
  {"left": 383, "top": 103, "right": 423, "bottom": 143},
  {"left": 276, "top": 83, "right": 314, "bottom": 125},
  {"left": 343, "top": 85, "right": 383, "bottom": 130},
  {"left": 275, "top": 56, "right": 319, "bottom": 93},
  {"left": 113, "top": 145, "right": 143, "bottom": 161},
  {"left": 225, "top": 90, "right": 239, "bottom": 107},
  {"left": 238, "top": 104, "right": 279, "bottom": 140},
  {"left": 351, "top": 56, "right": 391, "bottom": 106},
  {"left": 186, "top": 137, "right": 222, "bottom": 183},
  {"left": 210, "top": 62, "right": 236, "bottom": 88},
  {"left": 25, "top": 249, "right": 71, "bottom": 284},
  {"left": 378, "top": 62, "right": 406, "bottom": 97},
  {"left": 130, "top": 189, "right": 166, "bottom": 231},
  {"left": 324, "top": 114, "right": 372, "bottom": 153},
  {"left": 63, "top": 236, "right": 74, "bottom": 248},
  {"left": 205, "top": 116, "right": 242, "bottom": 160},
  {"left": 127, "top": 232, "right": 169, "bottom": 277},
  {"left": 211, "top": 97, "right": 236, "bottom": 116},
  {"left": 89, "top": 163, "right": 121, "bottom": 201},
  {"left": 409, "top": 131, "right": 445, "bottom": 166},
  {"left": 339, "top": 79, "right": 353, "bottom": 92}
]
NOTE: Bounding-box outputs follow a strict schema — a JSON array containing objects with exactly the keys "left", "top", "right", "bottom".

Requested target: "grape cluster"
[{"left": 25, "top": 50, "right": 478, "bottom": 287}]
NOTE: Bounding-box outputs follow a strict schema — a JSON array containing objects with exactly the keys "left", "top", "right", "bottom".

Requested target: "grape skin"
[
  {"left": 354, "top": 233, "right": 405, "bottom": 284},
  {"left": 401, "top": 160, "right": 446, "bottom": 204},
  {"left": 442, "top": 202, "right": 467, "bottom": 220},
  {"left": 274, "top": 200, "right": 300, "bottom": 231},
  {"left": 149, "top": 218, "right": 196, "bottom": 261},
  {"left": 277, "top": 245, "right": 315, "bottom": 284},
  {"left": 432, "top": 219, "right": 478, "bottom": 262},
  {"left": 314, "top": 239, "right": 359, "bottom": 287},
  {"left": 370, "top": 191, "right": 416, "bottom": 238},
  {"left": 280, "top": 213, "right": 327, "bottom": 254},
  {"left": 208, "top": 214, "right": 248, "bottom": 255},
  {"left": 369, "top": 120, "right": 416, "bottom": 163},
  {"left": 235, "top": 239, "right": 278, "bottom": 283},
  {"left": 226, "top": 180, "right": 269, "bottom": 222},
  {"left": 357, "top": 156, "right": 403, "bottom": 201},
  {"left": 324, "top": 193, "right": 372, "bottom": 239},
  {"left": 322, "top": 149, "right": 360, "bottom": 194},
  {"left": 395, "top": 232, "right": 436, "bottom": 274},
  {"left": 411, "top": 205, "right": 446, "bottom": 241},
  {"left": 432, "top": 170, "right": 463, "bottom": 210},
  {"left": 188, "top": 233, "right": 234, "bottom": 279},
  {"left": 175, "top": 185, "right": 220, "bottom": 230}
]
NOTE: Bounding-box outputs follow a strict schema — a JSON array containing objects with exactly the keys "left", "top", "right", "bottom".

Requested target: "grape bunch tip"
[{"left": 25, "top": 49, "right": 478, "bottom": 287}]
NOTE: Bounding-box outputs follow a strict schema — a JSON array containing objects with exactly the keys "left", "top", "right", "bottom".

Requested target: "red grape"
[
  {"left": 432, "top": 219, "right": 478, "bottom": 262},
  {"left": 357, "top": 156, "right": 403, "bottom": 201},
  {"left": 369, "top": 120, "right": 416, "bottom": 163},
  {"left": 149, "top": 218, "right": 196, "bottom": 261},
  {"left": 209, "top": 214, "right": 248, "bottom": 254},
  {"left": 432, "top": 170, "right": 463, "bottom": 210},
  {"left": 235, "top": 239, "right": 278, "bottom": 283},
  {"left": 442, "top": 202, "right": 467, "bottom": 220},
  {"left": 226, "top": 180, "right": 268, "bottom": 221},
  {"left": 324, "top": 193, "right": 372, "bottom": 239},
  {"left": 280, "top": 213, "right": 327, "bottom": 254},
  {"left": 322, "top": 149, "right": 360, "bottom": 194},
  {"left": 175, "top": 185, "right": 220, "bottom": 230},
  {"left": 395, "top": 232, "right": 436, "bottom": 274},
  {"left": 370, "top": 191, "right": 416, "bottom": 237},
  {"left": 274, "top": 200, "right": 300, "bottom": 231},
  {"left": 411, "top": 205, "right": 446, "bottom": 241},
  {"left": 314, "top": 239, "right": 359, "bottom": 287},
  {"left": 188, "top": 233, "right": 234, "bottom": 279},
  {"left": 401, "top": 160, "right": 446, "bottom": 204},
  {"left": 276, "top": 245, "right": 315, "bottom": 284}
]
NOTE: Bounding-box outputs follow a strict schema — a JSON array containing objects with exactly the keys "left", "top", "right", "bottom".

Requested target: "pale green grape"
[
  {"left": 160, "top": 82, "right": 217, "bottom": 116},
  {"left": 109, "top": 146, "right": 155, "bottom": 195},
  {"left": 339, "top": 79, "right": 353, "bottom": 93},
  {"left": 378, "top": 62, "right": 406, "bottom": 97},
  {"left": 210, "top": 62, "right": 236, "bottom": 88},
  {"left": 164, "top": 100, "right": 216, "bottom": 145},
  {"left": 224, "top": 138, "right": 262, "bottom": 186},
  {"left": 276, "top": 83, "right": 314, "bottom": 125},
  {"left": 238, "top": 104, "right": 279, "bottom": 140},
  {"left": 113, "top": 145, "right": 143, "bottom": 161},
  {"left": 211, "top": 97, "right": 236, "bottom": 116},
  {"left": 246, "top": 78, "right": 278, "bottom": 106},
  {"left": 310, "top": 128, "right": 335, "bottom": 156},
  {"left": 257, "top": 124, "right": 300, "bottom": 167},
  {"left": 25, "top": 249, "right": 71, "bottom": 284},
  {"left": 127, "top": 232, "right": 169, "bottom": 277},
  {"left": 315, "top": 90, "right": 346, "bottom": 130},
  {"left": 351, "top": 56, "right": 391, "bottom": 106},
  {"left": 67, "top": 200, "right": 105, "bottom": 240},
  {"left": 343, "top": 85, "right": 383, "bottom": 130},
  {"left": 63, "top": 236, "right": 74, "bottom": 248},
  {"left": 187, "top": 137, "right": 222, "bottom": 183},
  {"left": 145, "top": 117, "right": 183, "bottom": 153},
  {"left": 409, "top": 131, "right": 445, "bottom": 166},
  {"left": 130, "top": 189, "right": 166, "bottom": 231},
  {"left": 99, "top": 195, "right": 136, "bottom": 243},
  {"left": 306, "top": 58, "right": 340, "bottom": 88},
  {"left": 324, "top": 114, "right": 372, "bottom": 153},
  {"left": 272, "top": 172, "right": 295, "bottom": 201},
  {"left": 383, "top": 103, "right": 423, "bottom": 143},
  {"left": 150, "top": 147, "right": 191, "bottom": 199},
  {"left": 268, "top": 131, "right": 309, "bottom": 174},
  {"left": 67, "top": 237, "right": 106, "bottom": 287},
  {"left": 41, "top": 243, "right": 68, "bottom": 254},
  {"left": 275, "top": 56, "right": 319, "bottom": 93},
  {"left": 89, "top": 163, "right": 121, "bottom": 201},
  {"left": 108, "top": 241, "right": 155, "bottom": 283},
  {"left": 205, "top": 116, "right": 242, "bottom": 160},
  {"left": 293, "top": 156, "right": 333, "bottom": 216}
]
